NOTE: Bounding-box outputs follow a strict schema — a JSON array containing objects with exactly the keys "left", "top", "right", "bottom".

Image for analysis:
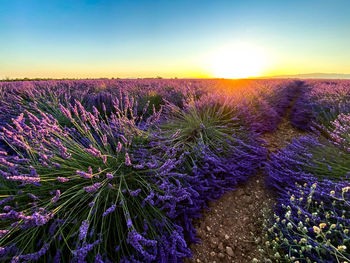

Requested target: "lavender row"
[
  {"left": 289, "top": 79, "right": 350, "bottom": 131},
  {"left": 263, "top": 111, "right": 350, "bottom": 261},
  {"left": 0, "top": 88, "right": 269, "bottom": 262}
]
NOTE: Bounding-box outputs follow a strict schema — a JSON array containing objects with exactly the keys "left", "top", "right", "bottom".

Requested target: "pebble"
[
  {"left": 218, "top": 242, "right": 224, "bottom": 251},
  {"left": 226, "top": 246, "right": 234, "bottom": 257},
  {"left": 224, "top": 234, "right": 230, "bottom": 240},
  {"left": 210, "top": 251, "right": 216, "bottom": 257},
  {"left": 206, "top": 226, "right": 211, "bottom": 232},
  {"left": 218, "top": 253, "right": 225, "bottom": 259},
  {"left": 196, "top": 259, "right": 201, "bottom": 263},
  {"left": 210, "top": 237, "right": 219, "bottom": 245}
]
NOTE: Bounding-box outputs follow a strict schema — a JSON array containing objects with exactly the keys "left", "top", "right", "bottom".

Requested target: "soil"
[{"left": 185, "top": 93, "right": 305, "bottom": 263}]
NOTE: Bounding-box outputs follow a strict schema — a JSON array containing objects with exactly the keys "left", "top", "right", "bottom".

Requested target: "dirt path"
[{"left": 185, "top": 92, "right": 305, "bottom": 263}]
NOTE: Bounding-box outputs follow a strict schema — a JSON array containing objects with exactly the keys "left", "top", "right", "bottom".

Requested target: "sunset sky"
[{"left": 1, "top": 0, "right": 350, "bottom": 79}]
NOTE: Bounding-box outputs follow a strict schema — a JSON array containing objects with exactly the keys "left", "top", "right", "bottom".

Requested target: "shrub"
[
  {"left": 0, "top": 98, "right": 192, "bottom": 262},
  {"left": 159, "top": 95, "right": 250, "bottom": 156},
  {"left": 154, "top": 95, "right": 267, "bottom": 242},
  {"left": 260, "top": 182, "right": 350, "bottom": 262}
]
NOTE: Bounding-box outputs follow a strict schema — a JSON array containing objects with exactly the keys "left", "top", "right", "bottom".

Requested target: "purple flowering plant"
[
  {"left": 260, "top": 182, "right": 350, "bottom": 262},
  {"left": 0, "top": 95, "right": 192, "bottom": 262},
  {"left": 263, "top": 110, "right": 350, "bottom": 262}
]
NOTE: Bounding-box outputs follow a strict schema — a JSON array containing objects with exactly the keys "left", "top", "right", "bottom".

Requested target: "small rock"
[
  {"left": 206, "top": 226, "right": 211, "bottom": 232},
  {"left": 255, "top": 237, "right": 261, "bottom": 244},
  {"left": 210, "top": 237, "right": 219, "bottom": 245},
  {"left": 224, "top": 234, "right": 230, "bottom": 240},
  {"left": 219, "top": 230, "right": 226, "bottom": 238},
  {"left": 210, "top": 251, "right": 216, "bottom": 257},
  {"left": 218, "top": 242, "right": 224, "bottom": 251},
  {"left": 196, "top": 259, "right": 201, "bottom": 263},
  {"left": 218, "top": 253, "right": 225, "bottom": 259},
  {"left": 210, "top": 237, "right": 219, "bottom": 248},
  {"left": 226, "top": 246, "right": 234, "bottom": 257}
]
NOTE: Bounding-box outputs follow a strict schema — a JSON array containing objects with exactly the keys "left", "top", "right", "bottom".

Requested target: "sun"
[{"left": 208, "top": 43, "right": 267, "bottom": 79}]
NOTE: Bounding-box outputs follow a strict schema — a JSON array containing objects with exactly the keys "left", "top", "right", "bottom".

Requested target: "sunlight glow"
[{"left": 208, "top": 43, "right": 267, "bottom": 79}]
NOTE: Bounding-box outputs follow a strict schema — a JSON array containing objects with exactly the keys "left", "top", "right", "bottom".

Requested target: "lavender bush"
[
  {"left": 264, "top": 109, "right": 350, "bottom": 262},
  {"left": 153, "top": 95, "right": 267, "bottom": 242},
  {"left": 0, "top": 97, "right": 193, "bottom": 262},
  {"left": 260, "top": 182, "right": 350, "bottom": 262}
]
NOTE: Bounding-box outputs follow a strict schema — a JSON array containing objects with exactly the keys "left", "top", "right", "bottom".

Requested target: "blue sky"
[{"left": 1, "top": 0, "right": 350, "bottom": 78}]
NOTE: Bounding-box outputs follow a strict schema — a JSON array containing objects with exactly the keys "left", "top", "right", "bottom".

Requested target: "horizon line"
[{"left": 2, "top": 72, "right": 350, "bottom": 81}]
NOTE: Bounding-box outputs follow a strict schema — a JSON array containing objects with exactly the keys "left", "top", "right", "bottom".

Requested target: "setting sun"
[{"left": 208, "top": 43, "right": 267, "bottom": 79}]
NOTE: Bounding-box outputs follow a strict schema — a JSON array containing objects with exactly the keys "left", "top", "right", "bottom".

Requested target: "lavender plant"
[
  {"left": 260, "top": 182, "right": 350, "bottom": 262},
  {"left": 159, "top": 95, "right": 249, "bottom": 155},
  {"left": 154, "top": 95, "right": 267, "bottom": 242},
  {"left": 0, "top": 96, "right": 192, "bottom": 262}
]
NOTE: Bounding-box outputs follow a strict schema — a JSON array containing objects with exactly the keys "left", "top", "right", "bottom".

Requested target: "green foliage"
[{"left": 160, "top": 96, "right": 246, "bottom": 157}]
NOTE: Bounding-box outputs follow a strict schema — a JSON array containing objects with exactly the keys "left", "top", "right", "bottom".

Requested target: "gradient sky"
[{"left": 1, "top": 0, "right": 350, "bottom": 78}]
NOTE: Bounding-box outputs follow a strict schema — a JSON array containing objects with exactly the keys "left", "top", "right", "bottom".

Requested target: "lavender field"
[{"left": 0, "top": 79, "right": 349, "bottom": 262}]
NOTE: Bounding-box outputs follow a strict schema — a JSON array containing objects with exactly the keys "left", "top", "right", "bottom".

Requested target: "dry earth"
[{"left": 185, "top": 94, "right": 305, "bottom": 263}]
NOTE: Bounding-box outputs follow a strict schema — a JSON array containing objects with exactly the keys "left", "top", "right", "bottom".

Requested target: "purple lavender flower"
[
  {"left": 76, "top": 170, "right": 93, "bottom": 179},
  {"left": 95, "top": 254, "right": 104, "bottom": 263},
  {"left": 52, "top": 162, "right": 61, "bottom": 168},
  {"left": 53, "top": 249, "right": 61, "bottom": 263},
  {"left": 116, "top": 141, "right": 122, "bottom": 153},
  {"left": 120, "top": 135, "right": 128, "bottom": 144},
  {"left": 51, "top": 190, "right": 61, "bottom": 203},
  {"left": 102, "top": 204, "right": 116, "bottom": 217},
  {"left": 12, "top": 243, "right": 50, "bottom": 261},
  {"left": 72, "top": 238, "right": 102, "bottom": 263},
  {"left": 5, "top": 175, "right": 40, "bottom": 184},
  {"left": 126, "top": 229, "right": 157, "bottom": 261},
  {"left": 126, "top": 218, "right": 133, "bottom": 228},
  {"left": 102, "top": 134, "right": 108, "bottom": 146},
  {"left": 85, "top": 145, "right": 102, "bottom": 158},
  {"left": 83, "top": 183, "right": 101, "bottom": 193},
  {"left": 129, "top": 189, "right": 141, "bottom": 197},
  {"left": 57, "top": 177, "right": 69, "bottom": 183},
  {"left": 125, "top": 153, "right": 131, "bottom": 166},
  {"left": 0, "top": 196, "right": 13, "bottom": 206},
  {"left": 79, "top": 220, "right": 89, "bottom": 240},
  {"left": 28, "top": 193, "right": 39, "bottom": 200}
]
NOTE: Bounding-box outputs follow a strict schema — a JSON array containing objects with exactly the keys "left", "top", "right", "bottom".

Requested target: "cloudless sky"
[{"left": 1, "top": 0, "right": 350, "bottom": 78}]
